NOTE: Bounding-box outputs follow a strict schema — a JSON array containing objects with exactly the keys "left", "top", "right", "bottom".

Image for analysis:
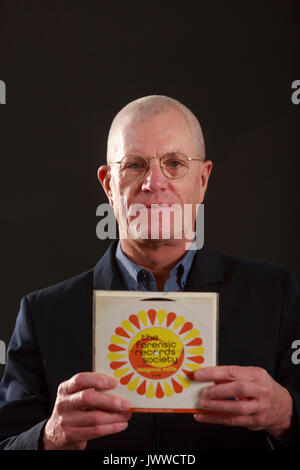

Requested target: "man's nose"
[{"left": 141, "top": 160, "right": 169, "bottom": 192}]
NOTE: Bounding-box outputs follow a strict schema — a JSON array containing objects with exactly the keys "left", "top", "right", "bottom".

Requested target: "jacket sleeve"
[
  {"left": 0, "top": 296, "right": 51, "bottom": 449},
  {"left": 270, "top": 267, "right": 300, "bottom": 449}
]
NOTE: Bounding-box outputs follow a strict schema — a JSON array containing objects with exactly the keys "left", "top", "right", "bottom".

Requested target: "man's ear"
[
  {"left": 198, "top": 160, "right": 213, "bottom": 203},
  {"left": 97, "top": 165, "right": 114, "bottom": 206}
]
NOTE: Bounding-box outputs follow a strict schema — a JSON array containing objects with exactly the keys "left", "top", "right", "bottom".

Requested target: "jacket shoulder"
[
  {"left": 26, "top": 268, "right": 94, "bottom": 306},
  {"left": 219, "top": 250, "right": 290, "bottom": 283}
]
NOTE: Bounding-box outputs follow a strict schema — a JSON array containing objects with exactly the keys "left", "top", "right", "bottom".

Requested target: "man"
[{"left": 0, "top": 96, "right": 299, "bottom": 450}]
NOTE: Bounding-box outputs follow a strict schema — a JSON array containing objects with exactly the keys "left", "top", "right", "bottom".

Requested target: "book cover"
[{"left": 93, "top": 290, "right": 218, "bottom": 413}]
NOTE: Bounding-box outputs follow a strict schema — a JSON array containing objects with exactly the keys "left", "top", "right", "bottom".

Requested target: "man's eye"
[
  {"left": 126, "top": 162, "right": 143, "bottom": 169},
  {"left": 166, "top": 159, "right": 183, "bottom": 168}
]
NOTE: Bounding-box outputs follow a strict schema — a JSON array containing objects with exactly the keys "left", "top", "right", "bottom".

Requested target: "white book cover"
[{"left": 93, "top": 290, "right": 218, "bottom": 413}]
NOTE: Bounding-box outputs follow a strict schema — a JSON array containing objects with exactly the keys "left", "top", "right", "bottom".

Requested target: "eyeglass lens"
[{"left": 119, "top": 153, "right": 190, "bottom": 179}]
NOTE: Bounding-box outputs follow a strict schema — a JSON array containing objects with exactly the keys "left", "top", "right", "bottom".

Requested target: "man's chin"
[
  {"left": 127, "top": 237, "right": 181, "bottom": 250},
  {"left": 121, "top": 227, "right": 188, "bottom": 246}
]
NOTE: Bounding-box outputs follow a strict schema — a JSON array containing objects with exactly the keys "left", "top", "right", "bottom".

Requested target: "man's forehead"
[{"left": 110, "top": 110, "right": 195, "bottom": 160}]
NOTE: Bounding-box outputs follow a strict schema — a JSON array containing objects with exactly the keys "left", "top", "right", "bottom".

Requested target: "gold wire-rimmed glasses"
[{"left": 108, "top": 153, "right": 202, "bottom": 180}]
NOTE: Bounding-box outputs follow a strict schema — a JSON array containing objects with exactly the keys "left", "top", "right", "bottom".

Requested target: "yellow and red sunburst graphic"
[{"left": 107, "top": 308, "right": 205, "bottom": 399}]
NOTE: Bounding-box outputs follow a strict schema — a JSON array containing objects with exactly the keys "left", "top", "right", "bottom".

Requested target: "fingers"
[
  {"left": 194, "top": 365, "right": 267, "bottom": 383},
  {"left": 60, "top": 409, "right": 132, "bottom": 427},
  {"left": 193, "top": 368, "right": 265, "bottom": 427},
  {"left": 57, "top": 372, "right": 131, "bottom": 413},
  {"left": 58, "top": 389, "right": 131, "bottom": 413},
  {"left": 194, "top": 366, "right": 267, "bottom": 382},
  {"left": 201, "top": 380, "right": 259, "bottom": 400},
  {"left": 192, "top": 366, "right": 290, "bottom": 434},
  {"left": 44, "top": 372, "right": 132, "bottom": 449},
  {"left": 199, "top": 397, "right": 258, "bottom": 415},
  {"left": 198, "top": 379, "right": 261, "bottom": 416},
  {"left": 59, "top": 372, "right": 117, "bottom": 395}
]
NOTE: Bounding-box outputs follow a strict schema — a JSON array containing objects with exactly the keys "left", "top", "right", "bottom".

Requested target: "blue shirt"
[{"left": 115, "top": 241, "right": 196, "bottom": 292}]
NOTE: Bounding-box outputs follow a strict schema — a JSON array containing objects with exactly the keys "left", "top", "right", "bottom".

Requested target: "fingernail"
[{"left": 119, "top": 422, "right": 128, "bottom": 429}]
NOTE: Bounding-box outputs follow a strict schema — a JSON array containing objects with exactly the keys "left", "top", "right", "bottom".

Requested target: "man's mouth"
[{"left": 142, "top": 203, "right": 173, "bottom": 208}]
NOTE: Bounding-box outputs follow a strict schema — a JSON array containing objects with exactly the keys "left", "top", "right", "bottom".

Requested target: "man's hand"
[
  {"left": 194, "top": 366, "right": 293, "bottom": 439},
  {"left": 42, "top": 372, "right": 131, "bottom": 450}
]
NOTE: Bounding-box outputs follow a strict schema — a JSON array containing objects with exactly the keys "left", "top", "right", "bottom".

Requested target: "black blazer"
[{"left": 0, "top": 241, "right": 299, "bottom": 450}]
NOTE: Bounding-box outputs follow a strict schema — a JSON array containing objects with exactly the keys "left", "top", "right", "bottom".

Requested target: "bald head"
[{"left": 106, "top": 95, "right": 205, "bottom": 162}]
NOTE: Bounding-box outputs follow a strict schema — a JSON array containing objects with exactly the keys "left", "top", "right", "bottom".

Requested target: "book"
[{"left": 93, "top": 290, "right": 218, "bottom": 413}]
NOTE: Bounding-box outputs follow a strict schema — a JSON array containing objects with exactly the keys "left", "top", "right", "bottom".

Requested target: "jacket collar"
[
  {"left": 93, "top": 240, "right": 224, "bottom": 291},
  {"left": 93, "top": 240, "right": 128, "bottom": 290}
]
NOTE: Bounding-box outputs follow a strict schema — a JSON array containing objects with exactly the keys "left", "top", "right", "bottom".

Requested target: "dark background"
[{"left": 0, "top": 1, "right": 299, "bottom": 380}]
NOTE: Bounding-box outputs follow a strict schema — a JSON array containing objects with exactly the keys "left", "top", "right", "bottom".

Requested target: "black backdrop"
[{"left": 0, "top": 1, "right": 299, "bottom": 380}]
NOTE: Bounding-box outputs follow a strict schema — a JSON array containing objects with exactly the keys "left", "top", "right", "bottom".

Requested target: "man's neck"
[{"left": 120, "top": 238, "right": 193, "bottom": 289}]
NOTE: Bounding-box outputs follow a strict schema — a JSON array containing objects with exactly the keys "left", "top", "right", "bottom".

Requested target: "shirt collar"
[{"left": 115, "top": 240, "right": 196, "bottom": 290}]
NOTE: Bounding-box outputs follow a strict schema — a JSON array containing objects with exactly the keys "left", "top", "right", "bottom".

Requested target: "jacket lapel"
[
  {"left": 93, "top": 240, "right": 128, "bottom": 290},
  {"left": 185, "top": 243, "right": 224, "bottom": 292}
]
